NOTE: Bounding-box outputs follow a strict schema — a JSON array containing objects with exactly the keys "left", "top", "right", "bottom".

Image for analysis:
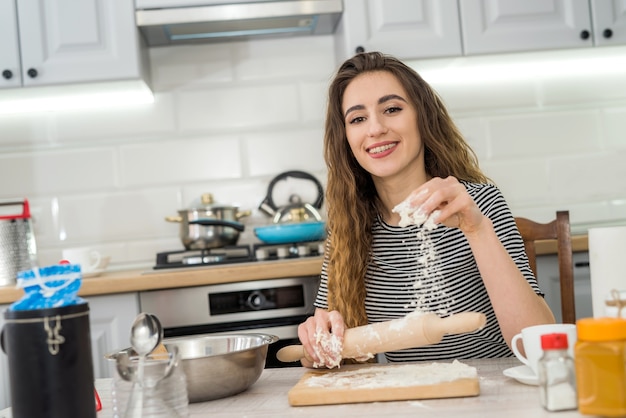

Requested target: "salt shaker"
[{"left": 537, "top": 332, "right": 577, "bottom": 412}]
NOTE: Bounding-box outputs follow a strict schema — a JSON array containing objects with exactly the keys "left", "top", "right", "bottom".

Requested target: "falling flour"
[
  {"left": 392, "top": 196, "right": 449, "bottom": 315},
  {"left": 305, "top": 360, "right": 476, "bottom": 389}
]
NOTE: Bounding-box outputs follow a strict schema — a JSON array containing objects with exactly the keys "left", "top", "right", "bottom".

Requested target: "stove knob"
[
  {"left": 276, "top": 247, "right": 289, "bottom": 259},
  {"left": 255, "top": 248, "right": 268, "bottom": 260},
  {"left": 247, "top": 291, "right": 265, "bottom": 310},
  {"left": 297, "top": 245, "right": 310, "bottom": 256},
  {"left": 317, "top": 243, "right": 325, "bottom": 255}
]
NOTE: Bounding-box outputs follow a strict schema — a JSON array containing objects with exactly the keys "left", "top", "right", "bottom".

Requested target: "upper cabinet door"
[
  {"left": 337, "top": 0, "right": 462, "bottom": 61},
  {"left": 0, "top": 1, "right": 22, "bottom": 89},
  {"left": 16, "top": 0, "right": 142, "bottom": 87},
  {"left": 590, "top": 0, "right": 626, "bottom": 46},
  {"left": 459, "top": 0, "right": 593, "bottom": 55}
]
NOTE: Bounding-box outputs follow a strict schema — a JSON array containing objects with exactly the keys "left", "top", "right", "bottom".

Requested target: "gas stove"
[{"left": 153, "top": 240, "right": 324, "bottom": 269}]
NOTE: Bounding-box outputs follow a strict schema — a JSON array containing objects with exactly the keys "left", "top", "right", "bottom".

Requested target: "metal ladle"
[{"left": 124, "top": 313, "right": 162, "bottom": 418}]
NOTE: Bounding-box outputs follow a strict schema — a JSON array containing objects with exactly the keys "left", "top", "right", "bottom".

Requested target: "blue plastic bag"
[{"left": 10, "top": 263, "right": 85, "bottom": 311}]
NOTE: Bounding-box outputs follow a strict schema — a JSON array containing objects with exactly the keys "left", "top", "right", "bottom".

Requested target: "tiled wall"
[{"left": 1, "top": 36, "right": 625, "bottom": 269}]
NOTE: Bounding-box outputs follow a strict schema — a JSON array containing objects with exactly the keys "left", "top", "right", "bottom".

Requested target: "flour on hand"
[{"left": 312, "top": 329, "right": 343, "bottom": 369}]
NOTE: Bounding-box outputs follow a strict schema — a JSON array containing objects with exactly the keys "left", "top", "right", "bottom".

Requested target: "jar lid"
[
  {"left": 577, "top": 317, "right": 626, "bottom": 341},
  {"left": 541, "top": 333, "right": 569, "bottom": 349}
]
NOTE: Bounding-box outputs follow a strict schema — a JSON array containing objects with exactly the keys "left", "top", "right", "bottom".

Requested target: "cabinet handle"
[
  {"left": 355, "top": 45, "right": 365, "bottom": 53},
  {"left": 2, "top": 70, "right": 12, "bottom": 80},
  {"left": 574, "top": 261, "right": 589, "bottom": 268},
  {"left": 580, "top": 30, "right": 590, "bottom": 40},
  {"left": 27, "top": 68, "right": 38, "bottom": 78},
  {"left": 603, "top": 28, "right": 613, "bottom": 39}
]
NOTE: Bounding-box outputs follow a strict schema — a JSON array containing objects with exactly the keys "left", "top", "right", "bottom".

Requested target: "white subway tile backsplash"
[
  {"left": 482, "top": 159, "right": 550, "bottom": 206},
  {"left": 603, "top": 106, "right": 626, "bottom": 150},
  {"left": 177, "top": 84, "right": 300, "bottom": 131},
  {"left": 148, "top": 44, "right": 234, "bottom": 91},
  {"left": 0, "top": 148, "right": 117, "bottom": 198},
  {"left": 487, "top": 110, "right": 601, "bottom": 159},
  {"left": 53, "top": 94, "right": 177, "bottom": 141},
  {"left": 56, "top": 188, "right": 181, "bottom": 244},
  {"left": 0, "top": 112, "right": 53, "bottom": 148},
  {"left": 233, "top": 38, "right": 337, "bottom": 81},
  {"left": 549, "top": 151, "right": 626, "bottom": 201},
  {"left": 244, "top": 129, "right": 325, "bottom": 176},
  {"left": 119, "top": 136, "right": 242, "bottom": 187}
]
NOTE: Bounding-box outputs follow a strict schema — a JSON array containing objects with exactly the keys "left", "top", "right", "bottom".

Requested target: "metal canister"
[{"left": 0, "top": 199, "right": 38, "bottom": 286}]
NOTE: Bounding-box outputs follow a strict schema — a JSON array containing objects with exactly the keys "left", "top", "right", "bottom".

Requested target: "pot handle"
[
  {"left": 188, "top": 219, "right": 245, "bottom": 232},
  {"left": 258, "top": 170, "right": 324, "bottom": 216}
]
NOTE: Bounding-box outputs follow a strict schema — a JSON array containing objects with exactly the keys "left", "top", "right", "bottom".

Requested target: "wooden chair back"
[{"left": 514, "top": 211, "right": 576, "bottom": 324}]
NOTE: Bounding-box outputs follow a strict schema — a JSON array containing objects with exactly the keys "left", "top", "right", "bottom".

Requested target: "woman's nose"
[{"left": 367, "top": 115, "right": 387, "bottom": 137}]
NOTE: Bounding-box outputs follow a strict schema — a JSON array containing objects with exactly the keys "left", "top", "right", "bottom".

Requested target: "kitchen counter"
[
  {"left": 0, "top": 234, "right": 589, "bottom": 305},
  {"left": 0, "top": 357, "right": 586, "bottom": 418},
  {"left": 0, "top": 257, "right": 324, "bottom": 305}
]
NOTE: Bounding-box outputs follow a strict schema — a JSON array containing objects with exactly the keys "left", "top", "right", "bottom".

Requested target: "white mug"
[
  {"left": 510, "top": 323, "right": 577, "bottom": 376},
  {"left": 62, "top": 248, "right": 102, "bottom": 273}
]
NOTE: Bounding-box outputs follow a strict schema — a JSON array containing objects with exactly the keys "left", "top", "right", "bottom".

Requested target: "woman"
[{"left": 298, "top": 52, "right": 555, "bottom": 368}]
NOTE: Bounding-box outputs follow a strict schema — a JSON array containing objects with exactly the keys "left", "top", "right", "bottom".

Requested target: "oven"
[{"left": 140, "top": 241, "right": 323, "bottom": 368}]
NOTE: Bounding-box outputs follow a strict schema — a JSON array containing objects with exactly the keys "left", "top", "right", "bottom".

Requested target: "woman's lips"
[{"left": 367, "top": 142, "right": 397, "bottom": 158}]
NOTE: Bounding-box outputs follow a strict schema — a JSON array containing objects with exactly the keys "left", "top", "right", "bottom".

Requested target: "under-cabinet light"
[
  {"left": 0, "top": 79, "right": 154, "bottom": 115},
  {"left": 411, "top": 45, "right": 626, "bottom": 85}
]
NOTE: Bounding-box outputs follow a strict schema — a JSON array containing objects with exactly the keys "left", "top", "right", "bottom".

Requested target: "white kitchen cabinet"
[
  {"left": 0, "top": 0, "right": 146, "bottom": 90},
  {"left": 590, "top": 0, "right": 626, "bottom": 46},
  {"left": 459, "top": 0, "right": 626, "bottom": 56},
  {"left": 87, "top": 293, "right": 140, "bottom": 379},
  {"left": 335, "top": 0, "right": 462, "bottom": 61},
  {"left": 0, "top": 294, "right": 139, "bottom": 409}
]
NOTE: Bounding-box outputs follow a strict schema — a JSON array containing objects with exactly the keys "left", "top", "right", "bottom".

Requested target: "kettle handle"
[{"left": 258, "top": 171, "right": 324, "bottom": 215}]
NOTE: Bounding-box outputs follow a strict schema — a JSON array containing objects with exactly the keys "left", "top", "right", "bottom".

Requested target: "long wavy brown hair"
[{"left": 323, "top": 52, "right": 489, "bottom": 328}]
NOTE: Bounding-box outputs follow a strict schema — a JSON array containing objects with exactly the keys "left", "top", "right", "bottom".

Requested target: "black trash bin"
[{"left": 1, "top": 302, "right": 96, "bottom": 418}]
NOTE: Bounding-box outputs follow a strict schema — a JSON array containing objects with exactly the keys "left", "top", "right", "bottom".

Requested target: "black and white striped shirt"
[{"left": 315, "top": 181, "right": 542, "bottom": 361}]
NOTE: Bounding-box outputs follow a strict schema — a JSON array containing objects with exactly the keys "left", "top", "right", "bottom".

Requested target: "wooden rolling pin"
[{"left": 276, "top": 312, "right": 486, "bottom": 364}]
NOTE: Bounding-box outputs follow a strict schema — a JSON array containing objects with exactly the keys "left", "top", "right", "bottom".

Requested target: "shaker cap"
[
  {"left": 577, "top": 317, "right": 626, "bottom": 341},
  {"left": 541, "top": 333, "right": 569, "bottom": 350}
]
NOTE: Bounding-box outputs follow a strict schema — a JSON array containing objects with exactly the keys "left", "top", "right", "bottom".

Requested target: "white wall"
[{"left": 1, "top": 36, "right": 625, "bottom": 270}]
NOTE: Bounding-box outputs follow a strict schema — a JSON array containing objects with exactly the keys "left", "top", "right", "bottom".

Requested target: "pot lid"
[{"left": 187, "top": 193, "right": 239, "bottom": 210}]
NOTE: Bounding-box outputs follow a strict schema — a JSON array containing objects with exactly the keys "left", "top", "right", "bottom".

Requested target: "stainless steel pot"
[{"left": 166, "top": 194, "right": 251, "bottom": 250}]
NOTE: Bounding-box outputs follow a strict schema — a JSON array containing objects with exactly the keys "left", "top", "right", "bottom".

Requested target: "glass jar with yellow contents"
[{"left": 575, "top": 317, "right": 626, "bottom": 417}]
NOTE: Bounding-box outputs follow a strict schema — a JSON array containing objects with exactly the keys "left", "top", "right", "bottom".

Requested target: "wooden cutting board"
[{"left": 288, "top": 361, "right": 480, "bottom": 406}]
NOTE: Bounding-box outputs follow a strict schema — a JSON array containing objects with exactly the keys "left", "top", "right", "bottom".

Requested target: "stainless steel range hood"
[{"left": 136, "top": 0, "right": 343, "bottom": 47}]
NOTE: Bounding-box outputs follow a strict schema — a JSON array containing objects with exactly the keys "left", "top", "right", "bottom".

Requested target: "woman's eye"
[
  {"left": 385, "top": 106, "right": 402, "bottom": 114},
  {"left": 348, "top": 116, "right": 365, "bottom": 124}
]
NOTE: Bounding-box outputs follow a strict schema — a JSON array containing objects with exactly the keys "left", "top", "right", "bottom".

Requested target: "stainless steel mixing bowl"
[{"left": 163, "top": 333, "right": 278, "bottom": 403}]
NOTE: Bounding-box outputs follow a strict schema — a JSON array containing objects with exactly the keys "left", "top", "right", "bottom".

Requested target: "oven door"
[{"left": 139, "top": 277, "right": 319, "bottom": 368}]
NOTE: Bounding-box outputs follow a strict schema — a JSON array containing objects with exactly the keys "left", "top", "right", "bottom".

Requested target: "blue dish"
[{"left": 254, "top": 221, "right": 326, "bottom": 244}]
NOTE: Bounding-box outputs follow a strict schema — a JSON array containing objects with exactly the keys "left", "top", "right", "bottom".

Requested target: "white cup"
[
  {"left": 510, "top": 323, "right": 577, "bottom": 376},
  {"left": 62, "top": 248, "right": 102, "bottom": 273}
]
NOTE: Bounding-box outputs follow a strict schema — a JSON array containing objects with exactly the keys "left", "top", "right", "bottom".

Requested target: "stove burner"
[
  {"left": 153, "top": 240, "right": 325, "bottom": 269},
  {"left": 154, "top": 245, "right": 252, "bottom": 269}
]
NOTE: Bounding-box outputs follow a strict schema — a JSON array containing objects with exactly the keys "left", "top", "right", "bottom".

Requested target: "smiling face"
[{"left": 342, "top": 71, "right": 426, "bottom": 185}]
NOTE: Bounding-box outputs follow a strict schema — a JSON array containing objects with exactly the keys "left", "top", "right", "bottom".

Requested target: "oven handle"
[{"left": 163, "top": 315, "right": 310, "bottom": 338}]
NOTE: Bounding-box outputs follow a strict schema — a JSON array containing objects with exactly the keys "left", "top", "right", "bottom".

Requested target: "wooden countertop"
[
  {"left": 0, "top": 257, "right": 324, "bottom": 305},
  {"left": 0, "top": 234, "right": 589, "bottom": 306}
]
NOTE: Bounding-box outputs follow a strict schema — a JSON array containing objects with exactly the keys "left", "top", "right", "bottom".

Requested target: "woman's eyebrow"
[{"left": 344, "top": 94, "right": 408, "bottom": 119}]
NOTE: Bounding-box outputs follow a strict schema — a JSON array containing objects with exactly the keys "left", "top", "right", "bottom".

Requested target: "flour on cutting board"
[{"left": 305, "top": 360, "right": 476, "bottom": 389}]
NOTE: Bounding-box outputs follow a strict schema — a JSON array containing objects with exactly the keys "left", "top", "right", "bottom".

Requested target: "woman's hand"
[
  {"left": 297, "top": 308, "right": 346, "bottom": 368},
  {"left": 401, "top": 176, "right": 485, "bottom": 235}
]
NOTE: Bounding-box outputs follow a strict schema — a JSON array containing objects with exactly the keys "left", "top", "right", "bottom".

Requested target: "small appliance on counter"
[{"left": 0, "top": 198, "right": 38, "bottom": 286}]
